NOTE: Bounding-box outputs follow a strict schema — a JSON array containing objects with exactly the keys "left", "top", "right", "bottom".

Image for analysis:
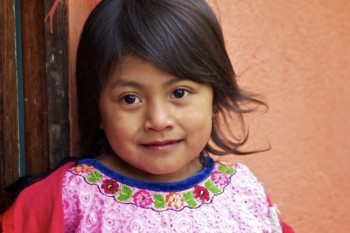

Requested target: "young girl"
[{"left": 1, "top": 0, "right": 294, "bottom": 232}]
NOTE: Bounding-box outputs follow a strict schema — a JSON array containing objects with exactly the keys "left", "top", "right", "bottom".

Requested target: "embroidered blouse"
[{"left": 62, "top": 157, "right": 282, "bottom": 233}]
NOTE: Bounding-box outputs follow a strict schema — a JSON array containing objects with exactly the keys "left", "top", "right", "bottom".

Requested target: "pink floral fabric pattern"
[{"left": 62, "top": 160, "right": 282, "bottom": 232}]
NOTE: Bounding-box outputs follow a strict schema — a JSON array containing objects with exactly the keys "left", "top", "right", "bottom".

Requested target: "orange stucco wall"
[
  {"left": 215, "top": 1, "right": 350, "bottom": 232},
  {"left": 68, "top": 1, "right": 350, "bottom": 232}
]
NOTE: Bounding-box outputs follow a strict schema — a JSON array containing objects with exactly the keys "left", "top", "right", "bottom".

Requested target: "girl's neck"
[{"left": 97, "top": 153, "right": 203, "bottom": 183}]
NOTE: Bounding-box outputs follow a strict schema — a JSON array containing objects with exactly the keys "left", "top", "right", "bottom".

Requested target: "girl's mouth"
[{"left": 140, "top": 140, "right": 182, "bottom": 152}]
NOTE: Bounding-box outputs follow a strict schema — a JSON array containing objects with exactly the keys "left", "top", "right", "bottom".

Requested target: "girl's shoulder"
[
  {"left": 0, "top": 159, "right": 76, "bottom": 232},
  {"left": 12, "top": 159, "right": 76, "bottom": 203},
  {"left": 2, "top": 157, "right": 78, "bottom": 211},
  {"left": 215, "top": 159, "right": 295, "bottom": 233},
  {"left": 215, "top": 159, "right": 263, "bottom": 188}
]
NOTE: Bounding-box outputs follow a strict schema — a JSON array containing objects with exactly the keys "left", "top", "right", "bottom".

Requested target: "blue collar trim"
[{"left": 77, "top": 156, "right": 215, "bottom": 192}]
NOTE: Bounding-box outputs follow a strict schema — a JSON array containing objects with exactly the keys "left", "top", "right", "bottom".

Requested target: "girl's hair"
[{"left": 76, "top": 0, "right": 266, "bottom": 157}]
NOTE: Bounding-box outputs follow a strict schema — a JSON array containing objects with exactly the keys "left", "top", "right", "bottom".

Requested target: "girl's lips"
[{"left": 140, "top": 140, "right": 182, "bottom": 151}]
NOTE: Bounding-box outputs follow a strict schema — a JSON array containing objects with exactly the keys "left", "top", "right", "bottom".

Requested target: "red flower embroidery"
[
  {"left": 101, "top": 179, "right": 119, "bottom": 195},
  {"left": 193, "top": 185, "right": 210, "bottom": 202}
]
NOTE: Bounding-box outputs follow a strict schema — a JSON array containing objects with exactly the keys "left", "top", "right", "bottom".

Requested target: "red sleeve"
[
  {"left": 281, "top": 220, "right": 295, "bottom": 233},
  {"left": 0, "top": 204, "right": 15, "bottom": 233},
  {"left": 0, "top": 162, "right": 75, "bottom": 233}
]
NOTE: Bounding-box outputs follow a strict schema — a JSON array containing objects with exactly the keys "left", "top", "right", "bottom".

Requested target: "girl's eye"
[
  {"left": 121, "top": 94, "right": 141, "bottom": 104},
  {"left": 171, "top": 88, "right": 189, "bottom": 99}
]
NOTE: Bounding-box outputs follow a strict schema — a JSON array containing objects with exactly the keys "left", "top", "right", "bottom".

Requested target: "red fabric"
[
  {"left": 281, "top": 220, "right": 295, "bottom": 233},
  {"left": 0, "top": 204, "right": 15, "bottom": 233},
  {"left": 0, "top": 162, "right": 75, "bottom": 233},
  {"left": 267, "top": 195, "right": 295, "bottom": 233}
]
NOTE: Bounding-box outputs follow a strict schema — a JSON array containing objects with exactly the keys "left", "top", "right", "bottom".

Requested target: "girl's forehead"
[{"left": 110, "top": 56, "right": 176, "bottom": 81}]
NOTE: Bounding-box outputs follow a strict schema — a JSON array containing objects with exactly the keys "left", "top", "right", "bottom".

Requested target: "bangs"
[{"left": 116, "top": 0, "right": 225, "bottom": 84}]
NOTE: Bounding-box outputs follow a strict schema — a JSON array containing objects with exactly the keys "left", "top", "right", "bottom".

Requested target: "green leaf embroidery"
[
  {"left": 204, "top": 180, "right": 213, "bottom": 189},
  {"left": 117, "top": 185, "right": 133, "bottom": 202},
  {"left": 218, "top": 166, "right": 226, "bottom": 173},
  {"left": 204, "top": 180, "right": 221, "bottom": 194},
  {"left": 183, "top": 192, "right": 193, "bottom": 200},
  {"left": 209, "top": 185, "right": 221, "bottom": 194},
  {"left": 86, "top": 171, "right": 102, "bottom": 184},
  {"left": 186, "top": 199, "right": 198, "bottom": 208},
  {"left": 153, "top": 194, "right": 166, "bottom": 209},
  {"left": 183, "top": 192, "right": 197, "bottom": 208},
  {"left": 225, "top": 167, "right": 235, "bottom": 175},
  {"left": 218, "top": 166, "right": 235, "bottom": 175}
]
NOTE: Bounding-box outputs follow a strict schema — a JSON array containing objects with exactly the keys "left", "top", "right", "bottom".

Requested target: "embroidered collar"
[{"left": 69, "top": 157, "right": 236, "bottom": 211}]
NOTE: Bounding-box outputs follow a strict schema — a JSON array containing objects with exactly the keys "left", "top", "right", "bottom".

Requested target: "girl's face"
[{"left": 99, "top": 56, "right": 213, "bottom": 182}]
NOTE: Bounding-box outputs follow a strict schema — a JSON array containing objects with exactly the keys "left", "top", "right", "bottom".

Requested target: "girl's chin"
[{"left": 136, "top": 161, "right": 202, "bottom": 182}]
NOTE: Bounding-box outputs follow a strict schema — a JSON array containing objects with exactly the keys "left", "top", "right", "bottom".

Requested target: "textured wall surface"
[
  {"left": 212, "top": 1, "right": 350, "bottom": 232},
  {"left": 68, "top": 0, "right": 350, "bottom": 232}
]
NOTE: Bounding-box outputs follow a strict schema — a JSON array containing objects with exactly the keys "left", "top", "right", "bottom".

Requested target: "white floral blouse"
[{"left": 62, "top": 157, "right": 282, "bottom": 233}]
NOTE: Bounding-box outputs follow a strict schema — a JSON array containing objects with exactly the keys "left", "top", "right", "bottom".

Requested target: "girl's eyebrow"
[
  {"left": 110, "top": 80, "right": 143, "bottom": 89},
  {"left": 110, "top": 76, "right": 184, "bottom": 90}
]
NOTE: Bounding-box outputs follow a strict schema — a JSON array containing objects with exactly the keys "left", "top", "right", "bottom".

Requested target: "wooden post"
[
  {"left": 44, "top": 0, "right": 70, "bottom": 167},
  {"left": 19, "top": 0, "right": 70, "bottom": 172},
  {"left": 0, "top": 0, "right": 20, "bottom": 210},
  {"left": 20, "top": 0, "right": 50, "bottom": 174}
]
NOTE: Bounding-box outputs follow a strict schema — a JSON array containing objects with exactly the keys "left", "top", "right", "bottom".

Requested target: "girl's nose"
[{"left": 144, "top": 101, "right": 174, "bottom": 132}]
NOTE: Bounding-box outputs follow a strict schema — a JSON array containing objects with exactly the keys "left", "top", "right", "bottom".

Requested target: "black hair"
[{"left": 76, "top": 0, "right": 266, "bottom": 157}]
